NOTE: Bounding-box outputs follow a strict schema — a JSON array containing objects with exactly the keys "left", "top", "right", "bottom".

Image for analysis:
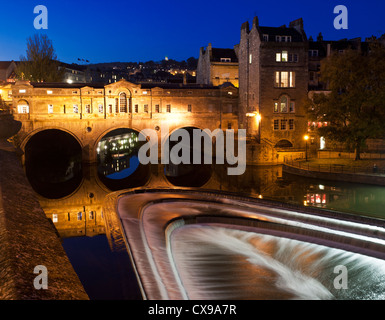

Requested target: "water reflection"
[
  {"left": 25, "top": 155, "right": 385, "bottom": 299},
  {"left": 96, "top": 129, "right": 150, "bottom": 191}
]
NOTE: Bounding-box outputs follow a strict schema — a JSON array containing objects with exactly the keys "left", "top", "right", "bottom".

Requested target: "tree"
[
  {"left": 307, "top": 43, "right": 385, "bottom": 160},
  {"left": 16, "top": 34, "right": 64, "bottom": 82}
]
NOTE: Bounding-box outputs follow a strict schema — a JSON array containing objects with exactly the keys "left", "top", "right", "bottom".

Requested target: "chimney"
[{"left": 317, "top": 32, "right": 323, "bottom": 42}]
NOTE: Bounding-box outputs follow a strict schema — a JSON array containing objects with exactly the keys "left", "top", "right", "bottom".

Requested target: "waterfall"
[{"left": 170, "top": 224, "right": 385, "bottom": 300}]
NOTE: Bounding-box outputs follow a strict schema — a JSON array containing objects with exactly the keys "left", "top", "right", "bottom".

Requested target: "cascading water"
[{"left": 170, "top": 225, "right": 385, "bottom": 300}]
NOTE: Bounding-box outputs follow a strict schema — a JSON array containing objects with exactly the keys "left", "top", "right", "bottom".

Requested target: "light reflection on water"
[{"left": 27, "top": 155, "right": 385, "bottom": 299}]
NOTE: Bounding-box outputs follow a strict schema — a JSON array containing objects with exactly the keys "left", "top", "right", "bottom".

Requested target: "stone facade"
[
  {"left": 238, "top": 17, "right": 308, "bottom": 154},
  {"left": 197, "top": 43, "right": 239, "bottom": 87},
  {"left": 11, "top": 80, "right": 239, "bottom": 163}
]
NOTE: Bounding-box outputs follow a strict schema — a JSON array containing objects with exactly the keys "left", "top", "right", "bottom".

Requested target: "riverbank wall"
[
  {"left": 0, "top": 139, "right": 88, "bottom": 300},
  {"left": 282, "top": 163, "right": 385, "bottom": 186}
]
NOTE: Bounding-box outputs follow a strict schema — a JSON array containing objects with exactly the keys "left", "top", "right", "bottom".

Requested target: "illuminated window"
[
  {"left": 52, "top": 214, "right": 58, "bottom": 223},
  {"left": 85, "top": 104, "right": 91, "bottom": 113},
  {"left": 275, "top": 71, "right": 295, "bottom": 87},
  {"left": 89, "top": 211, "right": 94, "bottom": 220},
  {"left": 77, "top": 212, "right": 82, "bottom": 221},
  {"left": 274, "top": 102, "right": 279, "bottom": 113},
  {"left": 98, "top": 104, "right": 104, "bottom": 113},
  {"left": 249, "top": 54, "right": 252, "bottom": 64},
  {"left": 47, "top": 90, "right": 53, "bottom": 94},
  {"left": 48, "top": 104, "right": 53, "bottom": 114},
  {"left": 119, "top": 92, "right": 127, "bottom": 113},
  {"left": 282, "top": 51, "right": 288, "bottom": 62},
  {"left": 280, "top": 96, "right": 288, "bottom": 112},
  {"left": 73, "top": 105, "right": 79, "bottom": 113},
  {"left": 19, "top": 89, "right": 26, "bottom": 93}
]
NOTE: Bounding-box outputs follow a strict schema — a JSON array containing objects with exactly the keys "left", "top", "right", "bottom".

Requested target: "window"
[
  {"left": 263, "top": 34, "right": 269, "bottom": 41},
  {"left": 98, "top": 104, "right": 104, "bottom": 113},
  {"left": 89, "top": 211, "right": 94, "bottom": 220},
  {"left": 19, "top": 89, "right": 26, "bottom": 93},
  {"left": 85, "top": 104, "right": 91, "bottom": 113},
  {"left": 119, "top": 92, "right": 127, "bottom": 113},
  {"left": 280, "top": 96, "right": 288, "bottom": 113},
  {"left": 309, "top": 50, "right": 319, "bottom": 57},
  {"left": 274, "top": 119, "right": 279, "bottom": 130},
  {"left": 220, "top": 58, "right": 231, "bottom": 62},
  {"left": 73, "top": 105, "right": 79, "bottom": 113},
  {"left": 72, "top": 91, "right": 78, "bottom": 94},
  {"left": 276, "top": 35, "right": 291, "bottom": 42},
  {"left": 166, "top": 104, "right": 171, "bottom": 113},
  {"left": 280, "top": 119, "right": 287, "bottom": 130},
  {"left": 144, "top": 104, "right": 149, "bottom": 113},
  {"left": 108, "top": 104, "right": 113, "bottom": 113},
  {"left": 289, "top": 101, "right": 295, "bottom": 113},
  {"left": 47, "top": 90, "right": 53, "bottom": 95},
  {"left": 48, "top": 104, "right": 53, "bottom": 114},
  {"left": 187, "top": 104, "right": 192, "bottom": 112},
  {"left": 52, "top": 214, "right": 58, "bottom": 223},
  {"left": 228, "top": 122, "right": 232, "bottom": 129},
  {"left": 155, "top": 104, "right": 160, "bottom": 113},
  {"left": 289, "top": 54, "right": 298, "bottom": 62},
  {"left": 134, "top": 105, "right": 138, "bottom": 113},
  {"left": 289, "top": 119, "right": 294, "bottom": 130},
  {"left": 249, "top": 54, "right": 252, "bottom": 64},
  {"left": 77, "top": 212, "right": 82, "bottom": 221},
  {"left": 275, "top": 71, "right": 295, "bottom": 88},
  {"left": 274, "top": 102, "right": 279, "bottom": 113}
]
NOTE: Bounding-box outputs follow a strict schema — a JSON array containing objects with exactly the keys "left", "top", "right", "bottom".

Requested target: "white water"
[{"left": 170, "top": 224, "right": 385, "bottom": 300}]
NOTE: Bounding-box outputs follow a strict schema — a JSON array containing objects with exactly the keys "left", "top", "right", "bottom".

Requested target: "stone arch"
[
  {"left": 274, "top": 139, "right": 293, "bottom": 148},
  {"left": 20, "top": 126, "right": 83, "bottom": 154},
  {"left": 16, "top": 99, "right": 30, "bottom": 114}
]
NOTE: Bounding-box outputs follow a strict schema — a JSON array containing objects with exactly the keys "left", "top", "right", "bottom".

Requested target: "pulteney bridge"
[{"left": 11, "top": 80, "right": 239, "bottom": 164}]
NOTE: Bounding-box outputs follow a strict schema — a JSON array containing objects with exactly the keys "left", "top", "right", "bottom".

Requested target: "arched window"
[
  {"left": 274, "top": 139, "right": 293, "bottom": 148},
  {"left": 17, "top": 100, "right": 29, "bottom": 114},
  {"left": 280, "top": 95, "right": 288, "bottom": 113},
  {"left": 119, "top": 92, "right": 127, "bottom": 113}
]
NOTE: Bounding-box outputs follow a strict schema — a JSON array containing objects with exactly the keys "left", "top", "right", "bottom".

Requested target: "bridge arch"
[{"left": 20, "top": 127, "right": 83, "bottom": 161}]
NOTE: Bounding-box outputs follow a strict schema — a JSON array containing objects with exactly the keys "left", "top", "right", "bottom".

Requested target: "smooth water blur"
[
  {"left": 25, "top": 142, "right": 385, "bottom": 299},
  {"left": 171, "top": 225, "right": 385, "bottom": 300}
]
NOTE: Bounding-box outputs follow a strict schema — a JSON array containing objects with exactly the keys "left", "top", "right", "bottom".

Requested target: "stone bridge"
[{"left": 11, "top": 80, "right": 239, "bottom": 165}]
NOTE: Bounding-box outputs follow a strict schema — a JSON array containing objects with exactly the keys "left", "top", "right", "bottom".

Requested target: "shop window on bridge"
[
  {"left": 17, "top": 100, "right": 29, "bottom": 114},
  {"left": 85, "top": 104, "right": 91, "bottom": 114},
  {"left": 119, "top": 92, "right": 127, "bottom": 113},
  {"left": 73, "top": 104, "right": 79, "bottom": 114},
  {"left": 77, "top": 212, "right": 82, "bottom": 221},
  {"left": 98, "top": 104, "right": 104, "bottom": 114}
]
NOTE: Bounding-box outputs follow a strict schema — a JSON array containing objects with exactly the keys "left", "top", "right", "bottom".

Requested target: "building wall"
[
  {"left": 11, "top": 80, "right": 239, "bottom": 163},
  {"left": 238, "top": 17, "right": 308, "bottom": 151}
]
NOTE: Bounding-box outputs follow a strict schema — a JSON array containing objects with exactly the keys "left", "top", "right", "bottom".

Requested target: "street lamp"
[{"left": 304, "top": 135, "right": 309, "bottom": 161}]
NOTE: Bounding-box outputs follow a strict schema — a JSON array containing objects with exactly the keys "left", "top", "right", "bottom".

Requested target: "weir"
[{"left": 103, "top": 188, "right": 385, "bottom": 300}]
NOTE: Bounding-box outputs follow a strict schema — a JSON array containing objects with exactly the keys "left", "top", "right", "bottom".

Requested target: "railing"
[{"left": 283, "top": 157, "right": 385, "bottom": 175}]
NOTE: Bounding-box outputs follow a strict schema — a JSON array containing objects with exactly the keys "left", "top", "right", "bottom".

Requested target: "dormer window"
[
  {"left": 276, "top": 35, "right": 291, "bottom": 42},
  {"left": 220, "top": 58, "right": 231, "bottom": 62},
  {"left": 263, "top": 34, "right": 269, "bottom": 41}
]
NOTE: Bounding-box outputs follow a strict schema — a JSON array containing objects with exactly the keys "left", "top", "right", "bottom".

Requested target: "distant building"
[
  {"left": 197, "top": 43, "right": 239, "bottom": 87},
  {"left": 58, "top": 62, "right": 87, "bottom": 84}
]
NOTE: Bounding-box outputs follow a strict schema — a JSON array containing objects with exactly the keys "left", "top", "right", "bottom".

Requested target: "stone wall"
[{"left": 0, "top": 139, "right": 88, "bottom": 300}]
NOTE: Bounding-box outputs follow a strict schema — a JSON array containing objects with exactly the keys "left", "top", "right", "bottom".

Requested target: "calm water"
[{"left": 24, "top": 135, "right": 385, "bottom": 299}]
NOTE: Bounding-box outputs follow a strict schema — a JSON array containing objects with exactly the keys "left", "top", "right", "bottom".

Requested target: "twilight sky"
[{"left": 0, "top": 0, "right": 384, "bottom": 64}]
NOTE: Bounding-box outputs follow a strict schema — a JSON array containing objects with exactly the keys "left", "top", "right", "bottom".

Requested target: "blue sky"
[{"left": 0, "top": 0, "right": 384, "bottom": 64}]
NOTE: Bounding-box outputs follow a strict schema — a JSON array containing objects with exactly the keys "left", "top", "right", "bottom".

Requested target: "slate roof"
[{"left": 258, "top": 26, "right": 304, "bottom": 42}]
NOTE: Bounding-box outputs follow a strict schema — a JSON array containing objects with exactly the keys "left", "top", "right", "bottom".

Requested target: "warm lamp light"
[{"left": 304, "top": 135, "right": 309, "bottom": 141}]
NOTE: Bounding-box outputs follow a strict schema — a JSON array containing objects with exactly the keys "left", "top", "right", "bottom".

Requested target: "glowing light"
[
  {"left": 67, "top": 79, "right": 73, "bottom": 84},
  {"left": 304, "top": 135, "right": 309, "bottom": 141}
]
